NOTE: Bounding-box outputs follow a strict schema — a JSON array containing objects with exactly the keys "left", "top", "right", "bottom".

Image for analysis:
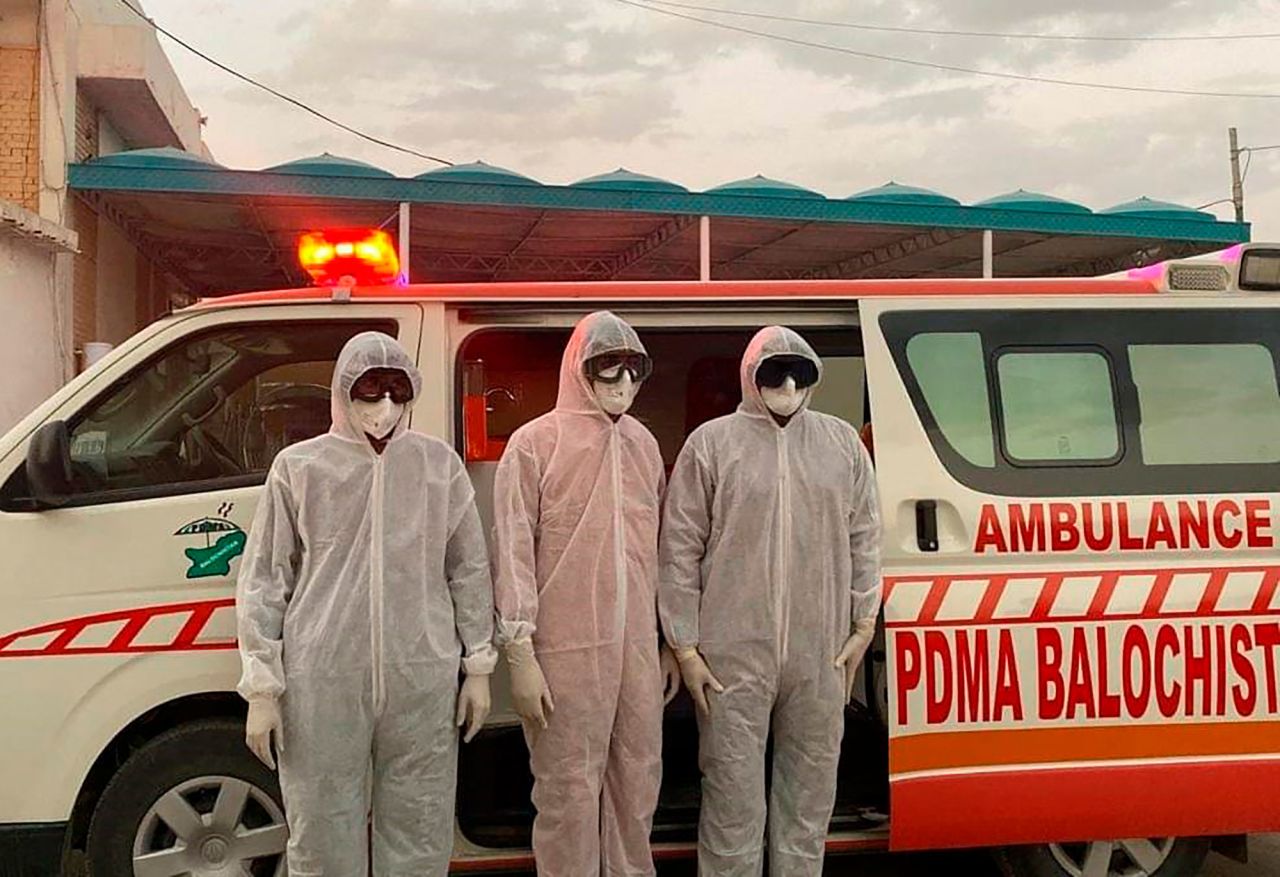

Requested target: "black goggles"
[
  {"left": 350, "top": 368, "right": 414, "bottom": 404},
  {"left": 584, "top": 351, "right": 652, "bottom": 384},
  {"left": 755, "top": 355, "right": 819, "bottom": 390}
]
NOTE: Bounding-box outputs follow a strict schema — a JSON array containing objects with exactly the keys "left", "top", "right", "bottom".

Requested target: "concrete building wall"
[
  {"left": 69, "top": 194, "right": 96, "bottom": 346},
  {"left": 0, "top": 239, "right": 65, "bottom": 430},
  {"left": 94, "top": 215, "right": 138, "bottom": 345},
  {"left": 0, "top": 0, "right": 205, "bottom": 432},
  {"left": 0, "top": 0, "right": 69, "bottom": 432}
]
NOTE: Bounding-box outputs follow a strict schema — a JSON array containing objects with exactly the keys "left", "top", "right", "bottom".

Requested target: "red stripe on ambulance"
[
  {"left": 0, "top": 599, "right": 237, "bottom": 658},
  {"left": 890, "top": 758, "right": 1280, "bottom": 851}
]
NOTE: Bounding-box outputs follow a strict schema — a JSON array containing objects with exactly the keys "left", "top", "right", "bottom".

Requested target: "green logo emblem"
[{"left": 175, "top": 510, "right": 246, "bottom": 580}]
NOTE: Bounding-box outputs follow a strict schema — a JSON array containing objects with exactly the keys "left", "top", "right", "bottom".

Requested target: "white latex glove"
[
  {"left": 660, "top": 645, "right": 681, "bottom": 706},
  {"left": 506, "top": 639, "right": 555, "bottom": 729},
  {"left": 245, "top": 697, "right": 283, "bottom": 770},
  {"left": 456, "top": 673, "right": 492, "bottom": 744},
  {"left": 675, "top": 647, "right": 724, "bottom": 715},
  {"left": 835, "top": 618, "right": 877, "bottom": 703}
]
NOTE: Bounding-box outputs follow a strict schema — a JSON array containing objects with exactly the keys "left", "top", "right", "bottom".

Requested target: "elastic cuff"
[
  {"left": 462, "top": 645, "right": 499, "bottom": 676},
  {"left": 851, "top": 587, "right": 883, "bottom": 625},
  {"left": 504, "top": 638, "right": 537, "bottom": 665},
  {"left": 496, "top": 618, "right": 535, "bottom": 647}
]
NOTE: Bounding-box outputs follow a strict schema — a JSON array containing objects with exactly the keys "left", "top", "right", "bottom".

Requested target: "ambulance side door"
[
  {"left": 862, "top": 296, "right": 1280, "bottom": 852},
  {"left": 0, "top": 303, "right": 422, "bottom": 823}
]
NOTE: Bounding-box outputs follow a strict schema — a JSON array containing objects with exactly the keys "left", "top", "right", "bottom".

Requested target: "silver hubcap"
[
  {"left": 1050, "top": 838, "right": 1176, "bottom": 877},
  {"left": 132, "top": 775, "right": 288, "bottom": 877}
]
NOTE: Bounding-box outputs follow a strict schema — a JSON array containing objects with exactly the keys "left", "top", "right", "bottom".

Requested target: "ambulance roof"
[{"left": 192, "top": 277, "right": 1158, "bottom": 309}]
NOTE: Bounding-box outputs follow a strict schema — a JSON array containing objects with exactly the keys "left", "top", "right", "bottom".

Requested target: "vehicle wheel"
[
  {"left": 999, "top": 836, "right": 1210, "bottom": 877},
  {"left": 86, "top": 717, "right": 288, "bottom": 876}
]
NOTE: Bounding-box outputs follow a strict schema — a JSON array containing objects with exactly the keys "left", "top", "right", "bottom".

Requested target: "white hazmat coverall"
[
  {"left": 237, "top": 331, "right": 497, "bottom": 876},
  {"left": 659, "top": 326, "right": 882, "bottom": 877},
  {"left": 493, "top": 311, "right": 666, "bottom": 876}
]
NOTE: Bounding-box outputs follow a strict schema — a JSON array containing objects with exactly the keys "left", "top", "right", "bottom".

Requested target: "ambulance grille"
[{"left": 1166, "top": 263, "right": 1230, "bottom": 292}]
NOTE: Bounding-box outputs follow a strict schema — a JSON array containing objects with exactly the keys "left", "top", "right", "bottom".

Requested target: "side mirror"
[{"left": 26, "top": 420, "right": 73, "bottom": 508}]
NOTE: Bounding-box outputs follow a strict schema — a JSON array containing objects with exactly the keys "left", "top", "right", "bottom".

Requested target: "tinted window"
[
  {"left": 5, "top": 320, "right": 393, "bottom": 507},
  {"left": 1131, "top": 343, "right": 1280, "bottom": 465},
  {"left": 881, "top": 308, "right": 1280, "bottom": 496},
  {"left": 997, "top": 350, "right": 1119, "bottom": 463},
  {"left": 906, "top": 332, "right": 993, "bottom": 467}
]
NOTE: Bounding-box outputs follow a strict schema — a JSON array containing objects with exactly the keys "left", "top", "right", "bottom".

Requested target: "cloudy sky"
[{"left": 143, "top": 0, "right": 1280, "bottom": 238}]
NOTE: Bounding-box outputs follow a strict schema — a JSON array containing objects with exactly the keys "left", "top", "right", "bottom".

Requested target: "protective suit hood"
[
  {"left": 737, "top": 325, "right": 823, "bottom": 420},
  {"left": 330, "top": 331, "right": 422, "bottom": 443},
  {"left": 556, "top": 311, "right": 648, "bottom": 417}
]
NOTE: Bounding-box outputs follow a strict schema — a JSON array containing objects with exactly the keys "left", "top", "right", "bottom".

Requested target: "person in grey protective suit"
[
  {"left": 659, "top": 325, "right": 882, "bottom": 877},
  {"left": 237, "top": 331, "right": 496, "bottom": 876}
]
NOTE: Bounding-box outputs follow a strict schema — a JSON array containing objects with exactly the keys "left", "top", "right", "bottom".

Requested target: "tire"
[
  {"left": 998, "top": 836, "right": 1211, "bottom": 877},
  {"left": 86, "top": 717, "right": 288, "bottom": 877}
]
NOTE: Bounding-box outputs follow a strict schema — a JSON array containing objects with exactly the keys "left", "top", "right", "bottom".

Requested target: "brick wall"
[
  {"left": 0, "top": 46, "right": 39, "bottom": 211},
  {"left": 70, "top": 196, "right": 98, "bottom": 347},
  {"left": 71, "top": 90, "right": 99, "bottom": 349},
  {"left": 75, "top": 89, "right": 98, "bottom": 163}
]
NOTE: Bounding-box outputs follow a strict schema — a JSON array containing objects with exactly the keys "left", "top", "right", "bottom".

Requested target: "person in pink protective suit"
[{"left": 492, "top": 311, "right": 680, "bottom": 877}]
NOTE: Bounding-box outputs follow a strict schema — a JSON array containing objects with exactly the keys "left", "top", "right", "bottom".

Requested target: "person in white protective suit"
[
  {"left": 659, "top": 325, "right": 882, "bottom": 877},
  {"left": 236, "top": 331, "right": 497, "bottom": 876},
  {"left": 493, "top": 311, "right": 681, "bottom": 877}
]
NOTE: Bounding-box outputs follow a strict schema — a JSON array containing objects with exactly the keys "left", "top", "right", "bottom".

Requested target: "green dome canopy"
[
  {"left": 975, "top": 188, "right": 1092, "bottom": 213},
  {"left": 1100, "top": 196, "right": 1215, "bottom": 222},
  {"left": 705, "top": 174, "right": 824, "bottom": 199},
  {"left": 415, "top": 160, "right": 540, "bottom": 185},
  {"left": 570, "top": 168, "right": 687, "bottom": 192},
  {"left": 847, "top": 181, "right": 960, "bottom": 206},
  {"left": 266, "top": 153, "right": 394, "bottom": 177},
  {"left": 89, "top": 147, "right": 223, "bottom": 170}
]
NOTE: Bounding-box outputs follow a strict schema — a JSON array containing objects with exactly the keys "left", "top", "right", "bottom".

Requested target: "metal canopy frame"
[{"left": 68, "top": 158, "right": 1251, "bottom": 296}]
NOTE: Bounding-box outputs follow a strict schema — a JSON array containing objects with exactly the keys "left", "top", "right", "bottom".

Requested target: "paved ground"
[
  {"left": 652, "top": 834, "right": 1280, "bottom": 875},
  {"left": 1203, "top": 834, "right": 1280, "bottom": 876}
]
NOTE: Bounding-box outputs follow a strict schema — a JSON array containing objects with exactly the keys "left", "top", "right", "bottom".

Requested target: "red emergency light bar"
[{"left": 297, "top": 228, "right": 400, "bottom": 287}]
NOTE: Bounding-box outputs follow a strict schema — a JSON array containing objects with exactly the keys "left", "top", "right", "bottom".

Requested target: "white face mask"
[
  {"left": 350, "top": 395, "right": 405, "bottom": 440},
  {"left": 759, "top": 376, "right": 807, "bottom": 418},
  {"left": 592, "top": 369, "right": 639, "bottom": 417}
]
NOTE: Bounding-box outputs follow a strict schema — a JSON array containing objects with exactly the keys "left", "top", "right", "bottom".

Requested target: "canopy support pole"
[
  {"left": 699, "top": 215, "right": 711, "bottom": 281},
  {"left": 982, "top": 229, "right": 994, "bottom": 278},
  {"left": 399, "top": 202, "right": 411, "bottom": 284}
]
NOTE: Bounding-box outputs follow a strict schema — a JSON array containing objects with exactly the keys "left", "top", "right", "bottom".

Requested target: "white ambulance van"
[{"left": 1, "top": 234, "right": 1277, "bottom": 876}]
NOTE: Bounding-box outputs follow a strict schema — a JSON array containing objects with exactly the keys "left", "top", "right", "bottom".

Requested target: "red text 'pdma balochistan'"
[{"left": 894, "top": 621, "right": 1280, "bottom": 728}]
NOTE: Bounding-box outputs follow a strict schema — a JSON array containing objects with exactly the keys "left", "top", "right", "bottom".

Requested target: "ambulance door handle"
[{"left": 915, "top": 500, "right": 939, "bottom": 552}]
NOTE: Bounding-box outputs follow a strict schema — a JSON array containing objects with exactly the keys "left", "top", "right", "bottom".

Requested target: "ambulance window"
[
  {"left": 6, "top": 320, "right": 393, "bottom": 507},
  {"left": 1130, "top": 343, "right": 1280, "bottom": 465},
  {"left": 905, "top": 332, "right": 994, "bottom": 467},
  {"left": 996, "top": 351, "right": 1119, "bottom": 463}
]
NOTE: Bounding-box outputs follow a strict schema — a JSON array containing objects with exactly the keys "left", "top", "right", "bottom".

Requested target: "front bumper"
[{"left": 0, "top": 822, "right": 66, "bottom": 876}]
